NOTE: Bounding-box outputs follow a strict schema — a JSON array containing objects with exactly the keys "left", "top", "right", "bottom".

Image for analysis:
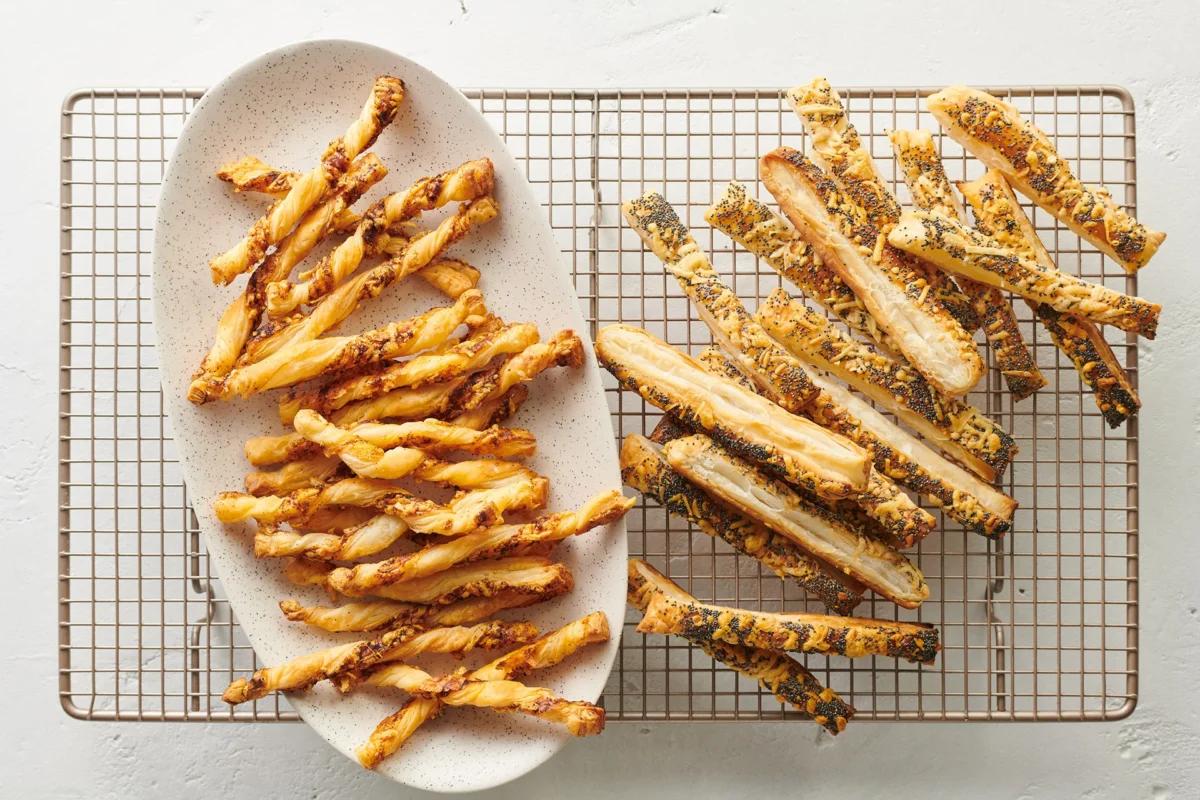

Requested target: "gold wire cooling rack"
[{"left": 59, "top": 86, "right": 1139, "bottom": 723}]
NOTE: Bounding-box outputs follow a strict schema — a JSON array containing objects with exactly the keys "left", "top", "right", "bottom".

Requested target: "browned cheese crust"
[{"left": 928, "top": 86, "right": 1165, "bottom": 273}]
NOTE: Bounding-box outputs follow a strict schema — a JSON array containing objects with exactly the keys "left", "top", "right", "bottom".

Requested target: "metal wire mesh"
[{"left": 59, "top": 86, "right": 1139, "bottom": 723}]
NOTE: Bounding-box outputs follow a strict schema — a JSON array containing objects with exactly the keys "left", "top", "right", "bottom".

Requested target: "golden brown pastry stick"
[
  {"left": 620, "top": 434, "right": 865, "bottom": 614},
  {"left": 622, "top": 191, "right": 818, "bottom": 410},
  {"left": 244, "top": 455, "right": 343, "bottom": 496},
  {"left": 357, "top": 612, "right": 610, "bottom": 768},
  {"left": 627, "top": 560, "right": 854, "bottom": 735},
  {"left": 662, "top": 435, "right": 929, "bottom": 608},
  {"left": 190, "top": 155, "right": 388, "bottom": 402},
  {"left": 260, "top": 513, "right": 409, "bottom": 561},
  {"left": 333, "top": 330, "right": 582, "bottom": 426},
  {"left": 279, "top": 588, "right": 560, "bottom": 633},
  {"left": 364, "top": 664, "right": 604, "bottom": 735},
  {"left": 448, "top": 385, "right": 529, "bottom": 430},
  {"left": 694, "top": 347, "right": 935, "bottom": 548},
  {"left": 209, "top": 76, "right": 405, "bottom": 284},
  {"left": 960, "top": 169, "right": 1141, "bottom": 427},
  {"left": 216, "top": 156, "right": 298, "bottom": 197},
  {"left": 289, "top": 506, "right": 378, "bottom": 533},
  {"left": 760, "top": 147, "right": 984, "bottom": 396},
  {"left": 594, "top": 324, "right": 870, "bottom": 499},
  {"left": 638, "top": 589, "right": 939, "bottom": 664},
  {"left": 787, "top": 78, "right": 978, "bottom": 331},
  {"left": 927, "top": 86, "right": 1164, "bottom": 272},
  {"left": 326, "top": 490, "right": 634, "bottom": 595},
  {"left": 244, "top": 419, "right": 535, "bottom": 467},
  {"left": 757, "top": 290, "right": 1017, "bottom": 482},
  {"left": 888, "top": 128, "right": 1045, "bottom": 401},
  {"left": 266, "top": 158, "right": 496, "bottom": 315},
  {"left": 196, "top": 290, "right": 486, "bottom": 403},
  {"left": 705, "top": 182, "right": 897, "bottom": 354},
  {"left": 221, "top": 620, "right": 537, "bottom": 704},
  {"left": 887, "top": 210, "right": 1160, "bottom": 338},
  {"left": 279, "top": 319, "right": 540, "bottom": 424}
]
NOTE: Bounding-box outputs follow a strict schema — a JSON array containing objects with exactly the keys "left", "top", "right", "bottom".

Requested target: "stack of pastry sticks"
[
  {"left": 193, "top": 77, "right": 634, "bottom": 768},
  {"left": 603, "top": 79, "right": 1165, "bottom": 732}
]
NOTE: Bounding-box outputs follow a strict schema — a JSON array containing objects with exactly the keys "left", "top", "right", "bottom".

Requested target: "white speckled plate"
[{"left": 151, "top": 40, "right": 625, "bottom": 793}]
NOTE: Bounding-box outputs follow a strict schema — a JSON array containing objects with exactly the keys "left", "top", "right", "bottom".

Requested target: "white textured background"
[{"left": 4, "top": 1, "right": 1199, "bottom": 797}]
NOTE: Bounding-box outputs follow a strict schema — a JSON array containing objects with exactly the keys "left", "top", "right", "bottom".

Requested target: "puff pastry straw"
[
  {"left": 888, "top": 128, "right": 1045, "bottom": 401},
  {"left": 278, "top": 589, "right": 558, "bottom": 633},
  {"left": 627, "top": 559, "right": 854, "bottom": 735},
  {"left": 209, "top": 76, "right": 405, "bottom": 285},
  {"left": 927, "top": 85, "right": 1164, "bottom": 273}
]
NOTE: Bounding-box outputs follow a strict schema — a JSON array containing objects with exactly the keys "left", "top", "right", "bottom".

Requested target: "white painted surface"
[{"left": 3, "top": 1, "right": 1199, "bottom": 797}]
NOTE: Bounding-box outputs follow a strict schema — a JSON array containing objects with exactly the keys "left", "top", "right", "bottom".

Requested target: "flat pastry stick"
[
  {"left": 189, "top": 154, "right": 388, "bottom": 402},
  {"left": 627, "top": 559, "right": 853, "bottom": 735},
  {"left": 662, "top": 434, "right": 929, "bottom": 608},
  {"left": 888, "top": 128, "right": 1045, "bottom": 401},
  {"left": 244, "top": 454, "right": 342, "bottom": 496},
  {"left": 357, "top": 612, "right": 610, "bottom": 768},
  {"left": 221, "top": 620, "right": 537, "bottom": 704},
  {"left": 209, "top": 76, "right": 405, "bottom": 284},
  {"left": 266, "top": 158, "right": 496, "bottom": 315},
  {"left": 279, "top": 319, "right": 540, "bottom": 424},
  {"left": 326, "top": 490, "right": 634, "bottom": 595},
  {"left": 695, "top": 347, "right": 935, "bottom": 548},
  {"left": 244, "top": 419, "right": 535, "bottom": 467},
  {"left": 760, "top": 147, "right": 984, "bottom": 396},
  {"left": 620, "top": 433, "right": 865, "bottom": 614},
  {"left": 196, "top": 290, "right": 487, "bottom": 403},
  {"left": 705, "top": 181, "right": 897, "bottom": 354},
  {"left": 960, "top": 169, "right": 1140, "bottom": 427},
  {"left": 757, "top": 289, "right": 1017, "bottom": 482},
  {"left": 622, "top": 191, "right": 819, "bottom": 410},
  {"left": 638, "top": 589, "right": 939, "bottom": 664},
  {"left": 887, "top": 210, "right": 1160, "bottom": 338},
  {"left": 786, "top": 78, "right": 979, "bottom": 332},
  {"left": 364, "top": 664, "right": 603, "bottom": 735},
  {"left": 927, "top": 86, "right": 1165, "bottom": 273},
  {"left": 279, "top": 584, "right": 567, "bottom": 633},
  {"left": 594, "top": 324, "right": 871, "bottom": 499}
]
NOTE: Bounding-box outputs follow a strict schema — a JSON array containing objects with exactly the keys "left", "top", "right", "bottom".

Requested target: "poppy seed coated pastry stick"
[
  {"left": 278, "top": 587, "right": 564, "bottom": 633},
  {"left": 265, "top": 157, "right": 495, "bottom": 315},
  {"left": 278, "top": 319, "right": 540, "bottom": 424},
  {"left": 356, "top": 612, "right": 610, "bottom": 769},
  {"left": 662, "top": 434, "right": 929, "bottom": 608},
  {"left": 888, "top": 128, "right": 1045, "bottom": 401},
  {"left": 196, "top": 290, "right": 487, "bottom": 403},
  {"left": 759, "top": 147, "right": 984, "bottom": 397},
  {"left": 620, "top": 433, "right": 865, "bottom": 614},
  {"left": 705, "top": 182, "right": 898, "bottom": 355},
  {"left": 959, "top": 169, "right": 1141, "bottom": 428},
  {"left": 209, "top": 76, "right": 406, "bottom": 285},
  {"left": 622, "top": 190, "right": 820, "bottom": 411},
  {"left": 325, "top": 490, "right": 634, "bottom": 595},
  {"left": 786, "top": 78, "right": 979, "bottom": 332},
  {"left": 627, "top": 559, "right": 854, "bottom": 735},
  {"left": 189, "top": 154, "right": 389, "bottom": 403},
  {"left": 756, "top": 289, "right": 1017, "bottom": 482},
  {"left": 594, "top": 324, "right": 871, "bottom": 500},
  {"left": 927, "top": 85, "right": 1164, "bottom": 273},
  {"left": 887, "top": 210, "right": 1161, "bottom": 339},
  {"left": 696, "top": 346, "right": 937, "bottom": 549},
  {"left": 221, "top": 619, "right": 538, "bottom": 705}
]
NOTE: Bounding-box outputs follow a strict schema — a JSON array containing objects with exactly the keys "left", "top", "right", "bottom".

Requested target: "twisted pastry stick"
[
  {"left": 265, "top": 514, "right": 409, "bottom": 561},
  {"left": 279, "top": 586, "right": 562, "bottom": 633},
  {"left": 244, "top": 419, "right": 535, "bottom": 467},
  {"left": 244, "top": 454, "right": 342, "bottom": 496},
  {"left": 266, "top": 158, "right": 495, "bottom": 314},
  {"left": 216, "top": 155, "right": 297, "bottom": 196},
  {"left": 327, "top": 490, "right": 634, "bottom": 595},
  {"left": 188, "top": 154, "right": 388, "bottom": 403},
  {"left": 195, "top": 290, "right": 486, "bottom": 403},
  {"left": 448, "top": 385, "right": 528, "bottom": 429},
  {"left": 221, "top": 620, "right": 537, "bottom": 704},
  {"left": 209, "top": 76, "right": 405, "bottom": 284},
  {"left": 289, "top": 506, "right": 377, "bottom": 533},
  {"left": 357, "top": 612, "right": 609, "bottom": 768},
  {"left": 280, "top": 319, "right": 540, "bottom": 424}
]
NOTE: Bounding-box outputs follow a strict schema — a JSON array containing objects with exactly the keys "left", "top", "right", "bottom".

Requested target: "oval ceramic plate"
[{"left": 152, "top": 40, "right": 625, "bottom": 793}]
